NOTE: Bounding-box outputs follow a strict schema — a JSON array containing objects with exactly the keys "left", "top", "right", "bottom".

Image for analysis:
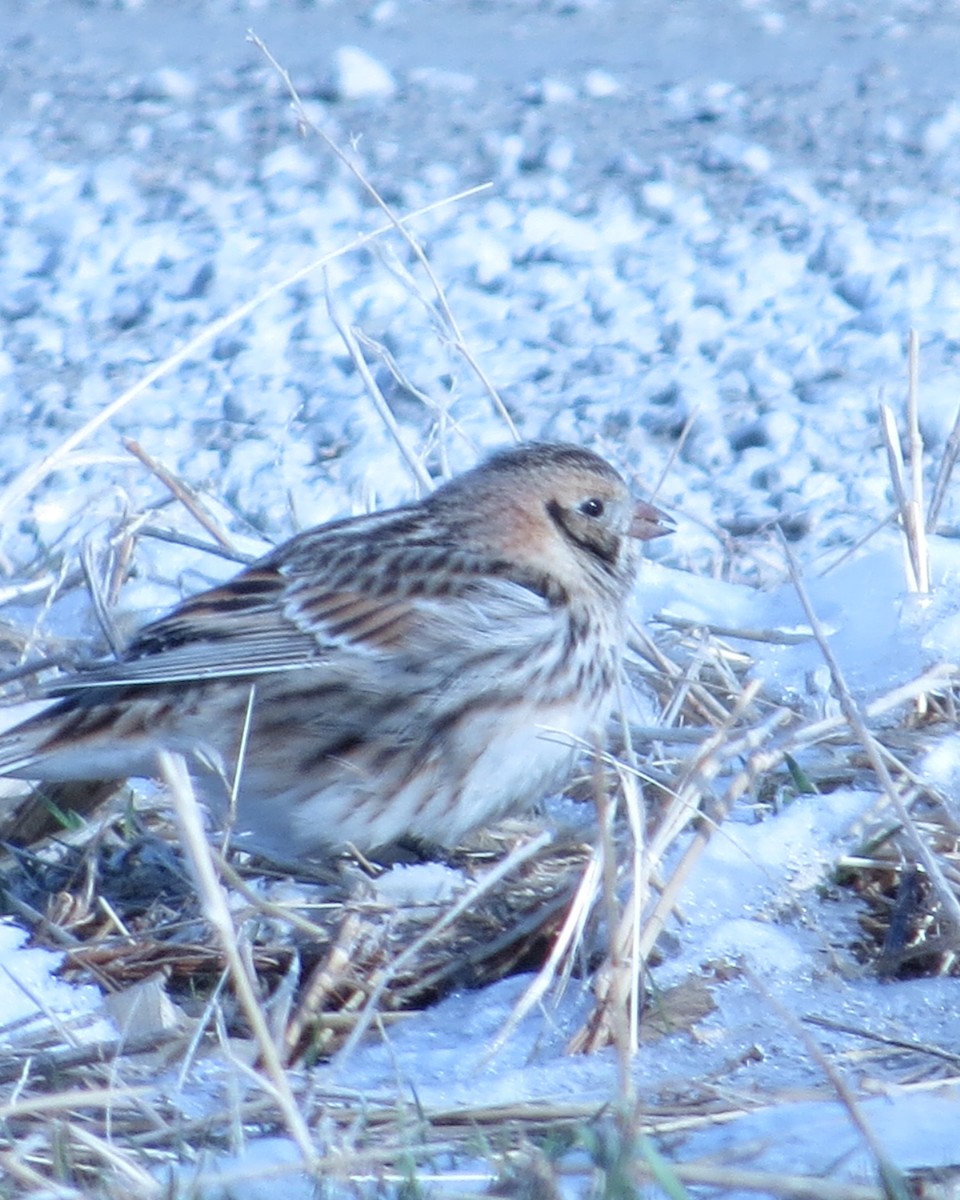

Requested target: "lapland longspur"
[{"left": 0, "top": 443, "right": 670, "bottom": 861}]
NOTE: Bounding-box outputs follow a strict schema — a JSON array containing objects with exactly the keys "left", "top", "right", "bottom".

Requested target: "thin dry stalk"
[
  {"left": 632, "top": 1162, "right": 883, "bottom": 1200},
  {"left": 0, "top": 964, "right": 85, "bottom": 1052},
  {"left": 645, "top": 687, "right": 770, "bottom": 857},
  {"left": 744, "top": 966, "right": 908, "bottom": 1197},
  {"left": 593, "top": 753, "right": 634, "bottom": 1102},
  {"left": 0, "top": 186, "right": 487, "bottom": 533},
  {"left": 323, "top": 271, "right": 433, "bottom": 492},
  {"left": 122, "top": 436, "right": 239, "bottom": 552},
  {"left": 353, "top": 330, "right": 447, "bottom": 421},
  {"left": 250, "top": 32, "right": 518, "bottom": 442},
  {"left": 79, "top": 536, "right": 125, "bottom": 658},
  {"left": 156, "top": 750, "right": 316, "bottom": 1165},
  {"left": 658, "top": 636, "right": 714, "bottom": 729},
  {"left": 804, "top": 1013, "right": 960, "bottom": 1069},
  {"left": 654, "top": 613, "right": 812, "bottom": 645},
  {"left": 105, "top": 515, "right": 140, "bottom": 608},
  {"left": 816, "top": 508, "right": 898, "bottom": 578},
  {"left": 215, "top": 856, "right": 338, "bottom": 942},
  {"left": 629, "top": 623, "right": 734, "bottom": 725},
  {"left": 648, "top": 680, "right": 767, "bottom": 864},
  {"left": 651, "top": 406, "right": 698, "bottom": 502},
  {"left": 879, "top": 336, "right": 930, "bottom": 595},
  {"left": 334, "top": 830, "right": 551, "bottom": 1065},
  {"left": 0, "top": 1084, "right": 151, "bottom": 1121},
  {"left": 176, "top": 969, "right": 230, "bottom": 1093},
  {"left": 776, "top": 663, "right": 955, "bottom": 758},
  {"left": 223, "top": 682, "right": 257, "bottom": 859},
  {"left": 284, "top": 911, "right": 384, "bottom": 1062},
  {"left": 0, "top": 1028, "right": 184, "bottom": 1090},
  {"left": 66, "top": 1123, "right": 163, "bottom": 1194},
  {"left": 616, "top": 723, "right": 647, "bottom": 1051},
  {"left": 22, "top": 555, "right": 72, "bottom": 667},
  {"left": 485, "top": 844, "right": 602, "bottom": 1057},
  {"left": 95, "top": 895, "right": 134, "bottom": 941},
  {"left": 354, "top": 323, "right": 461, "bottom": 478},
  {"left": 779, "top": 535, "right": 960, "bottom": 940},
  {"left": 926, "top": 401, "right": 960, "bottom": 531},
  {"left": 629, "top": 704, "right": 786, "bottom": 973},
  {"left": 879, "top": 402, "right": 920, "bottom": 593},
  {"left": 0, "top": 1148, "right": 75, "bottom": 1196},
  {"left": 134, "top": 522, "right": 255, "bottom": 564},
  {"left": 905, "top": 330, "right": 929, "bottom": 590}
]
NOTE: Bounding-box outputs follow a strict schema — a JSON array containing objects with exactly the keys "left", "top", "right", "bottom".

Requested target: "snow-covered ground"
[{"left": 2, "top": 1, "right": 960, "bottom": 1194}]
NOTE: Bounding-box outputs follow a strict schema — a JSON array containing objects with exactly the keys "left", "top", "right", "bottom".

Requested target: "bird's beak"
[{"left": 630, "top": 499, "right": 674, "bottom": 541}]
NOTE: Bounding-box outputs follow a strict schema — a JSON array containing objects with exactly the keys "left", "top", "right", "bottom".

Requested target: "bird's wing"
[
  {"left": 50, "top": 565, "right": 317, "bottom": 690},
  {"left": 49, "top": 553, "right": 555, "bottom": 694}
]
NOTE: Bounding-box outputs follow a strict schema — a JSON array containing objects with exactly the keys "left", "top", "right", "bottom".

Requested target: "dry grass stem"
[
  {"left": 902, "top": 331, "right": 926, "bottom": 568},
  {"left": 804, "top": 1014, "right": 960, "bottom": 1069},
  {"left": 630, "top": 623, "right": 734, "bottom": 725},
  {"left": 637, "top": 698, "right": 780, "bottom": 951},
  {"left": 654, "top": 612, "right": 813, "bottom": 645},
  {"left": 926, "top": 400, "right": 960, "bottom": 531},
  {"left": 249, "top": 31, "right": 518, "bottom": 442},
  {"left": 905, "top": 329, "right": 929, "bottom": 593},
  {"left": 637, "top": 1163, "right": 884, "bottom": 1200},
  {"left": 0, "top": 1151, "right": 70, "bottom": 1195},
  {"left": 647, "top": 680, "right": 767, "bottom": 865},
  {"left": 0, "top": 963, "right": 85, "bottom": 1052},
  {"left": 224, "top": 682, "right": 257, "bottom": 856},
  {"left": 215, "top": 856, "right": 339, "bottom": 942},
  {"left": 780, "top": 535, "right": 960, "bottom": 940},
  {"left": 593, "top": 753, "right": 634, "bottom": 1101},
  {"left": 134, "top": 522, "right": 256, "bottom": 564},
  {"left": 651, "top": 406, "right": 699, "bottom": 501},
  {"left": 879, "top": 402, "right": 920, "bottom": 592},
  {"left": 175, "top": 969, "right": 230, "bottom": 1092},
  {"left": 816, "top": 508, "right": 898, "bottom": 577},
  {"left": 744, "top": 966, "right": 908, "bottom": 1196},
  {"left": 79, "top": 537, "right": 125, "bottom": 659},
  {"left": 122, "top": 436, "right": 239, "bottom": 552},
  {"left": 0, "top": 1083, "right": 151, "bottom": 1122},
  {"left": 879, "top": 335, "right": 930, "bottom": 594},
  {"left": 335, "top": 829, "right": 551, "bottom": 1065},
  {"left": 352, "top": 328, "right": 457, "bottom": 450},
  {"left": 569, "top": 680, "right": 772, "bottom": 1055},
  {"left": 486, "top": 844, "right": 603, "bottom": 1057},
  {"left": 616, "top": 731, "right": 647, "bottom": 1050},
  {"left": 157, "top": 749, "right": 316, "bottom": 1164},
  {"left": 66, "top": 1123, "right": 162, "bottom": 1193},
  {"left": 323, "top": 270, "right": 434, "bottom": 492}
]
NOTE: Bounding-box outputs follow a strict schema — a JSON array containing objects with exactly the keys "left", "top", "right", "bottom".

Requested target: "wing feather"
[{"left": 49, "top": 538, "right": 555, "bottom": 697}]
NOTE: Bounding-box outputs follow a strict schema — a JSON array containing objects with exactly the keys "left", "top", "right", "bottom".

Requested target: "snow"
[
  {"left": 683, "top": 1084, "right": 960, "bottom": 1179},
  {"left": 0, "top": 921, "right": 112, "bottom": 1043},
  {"left": 2, "top": 0, "right": 960, "bottom": 1192}
]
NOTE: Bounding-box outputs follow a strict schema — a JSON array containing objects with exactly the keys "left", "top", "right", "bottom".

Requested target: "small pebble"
[{"left": 333, "top": 45, "right": 397, "bottom": 101}]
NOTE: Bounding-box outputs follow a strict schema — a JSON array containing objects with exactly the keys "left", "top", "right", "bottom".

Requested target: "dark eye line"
[{"left": 545, "top": 498, "right": 618, "bottom": 569}]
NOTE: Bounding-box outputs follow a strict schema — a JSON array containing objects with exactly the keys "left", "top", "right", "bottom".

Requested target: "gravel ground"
[{"left": 2, "top": 1, "right": 960, "bottom": 613}]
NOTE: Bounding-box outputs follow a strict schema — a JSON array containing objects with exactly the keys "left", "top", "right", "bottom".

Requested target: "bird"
[{"left": 0, "top": 442, "right": 670, "bottom": 863}]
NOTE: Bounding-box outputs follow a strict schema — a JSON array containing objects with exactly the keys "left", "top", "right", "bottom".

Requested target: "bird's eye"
[{"left": 579, "top": 497, "right": 605, "bottom": 518}]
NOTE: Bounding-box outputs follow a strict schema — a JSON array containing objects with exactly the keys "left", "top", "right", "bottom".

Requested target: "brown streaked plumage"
[{"left": 0, "top": 443, "right": 670, "bottom": 861}]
